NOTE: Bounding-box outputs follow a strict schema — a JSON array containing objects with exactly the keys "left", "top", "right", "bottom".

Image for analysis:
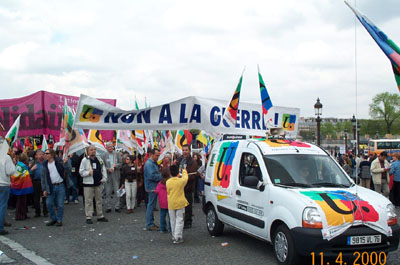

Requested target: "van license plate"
[{"left": 347, "top": 235, "right": 381, "bottom": 245}]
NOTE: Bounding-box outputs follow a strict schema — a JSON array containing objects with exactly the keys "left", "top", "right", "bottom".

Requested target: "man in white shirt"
[
  {"left": 0, "top": 145, "right": 16, "bottom": 235},
  {"left": 42, "top": 149, "right": 69, "bottom": 227}
]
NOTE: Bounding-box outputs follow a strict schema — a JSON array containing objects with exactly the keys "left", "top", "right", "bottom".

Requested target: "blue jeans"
[
  {"left": 69, "top": 175, "right": 78, "bottom": 201},
  {"left": 46, "top": 184, "right": 66, "bottom": 222},
  {"left": 160, "top": 208, "right": 170, "bottom": 232},
  {"left": 146, "top": 191, "right": 157, "bottom": 228},
  {"left": 0, "top": 186, "right": 10, "bottom": 232}
]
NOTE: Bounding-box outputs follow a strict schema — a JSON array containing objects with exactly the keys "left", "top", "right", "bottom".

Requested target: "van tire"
[
  {"left": 273, "top": 224, "right": 299, "bottom": 265},
  {"left": 206, "top": 205, "right": 224, "bottom": 236}
]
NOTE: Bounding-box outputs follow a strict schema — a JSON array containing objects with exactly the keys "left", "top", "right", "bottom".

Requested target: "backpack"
[{"left": 361, "top": 165, "right": 371, "bottom": 179}]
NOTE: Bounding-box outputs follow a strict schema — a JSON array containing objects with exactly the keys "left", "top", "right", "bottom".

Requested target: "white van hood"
[{"left": 293, "top": 186, "right": 392, "bottom": 240}]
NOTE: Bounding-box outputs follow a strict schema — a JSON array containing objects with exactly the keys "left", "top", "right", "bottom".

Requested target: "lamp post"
[
  {"left": 344, "top": 128, "right": 348, "bottom": 154},
  {"left": 357, "top": 126, "right": 360, "bottom": 156},
  {"left": 314, "top": 98, "right": 323, "bottom": 146},
  {"left": 351, "top": 114, "right": 356, "bottom": 154}
]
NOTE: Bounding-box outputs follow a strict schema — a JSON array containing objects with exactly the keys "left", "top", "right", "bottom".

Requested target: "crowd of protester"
[
  {"left": 4, "top": 139, "right": 400, "bottom": 243},
  {"left": 335, "top": 150, "right": 400, "bottom": 207},
  {"left": 0, "top": 142, "right": 205, "bottom": 244}
]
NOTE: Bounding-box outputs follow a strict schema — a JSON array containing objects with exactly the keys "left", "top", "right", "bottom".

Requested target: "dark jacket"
[
  {"left": 178, "top": 156, "right": 198, "bottom": 193},
  {"left": 121, "top": 164, "right": 137, "bottom": 183},
  {"left": 41, "top": 158, "right": 69, "bottom": 194}
]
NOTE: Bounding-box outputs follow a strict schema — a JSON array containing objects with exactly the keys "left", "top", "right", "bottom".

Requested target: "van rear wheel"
[
  {"left": 273, "top": 224, "right": 299, "bottom": 265},
  {"left": 206, "top": 205, "right": 224, "bottom": 236}
]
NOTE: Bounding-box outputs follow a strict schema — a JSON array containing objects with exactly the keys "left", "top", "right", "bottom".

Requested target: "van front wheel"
[
  {"left": 273, "top": 224, "right": 299, "bottom": 265},
  {"left": 206, "top": 205, "right": 224, "bottom": 236}
]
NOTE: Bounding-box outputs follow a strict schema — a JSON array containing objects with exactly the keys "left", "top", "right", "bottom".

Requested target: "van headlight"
[
  {"left": 387, "top": 204, "right": 398, "bottom": 225},
  {"left": 302, "top": 207, "right": 323, "bottom": 229}
]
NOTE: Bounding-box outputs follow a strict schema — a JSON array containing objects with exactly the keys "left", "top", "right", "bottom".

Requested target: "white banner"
[{"left": 74, "top": 94, "right": 300, "bottom": 138}]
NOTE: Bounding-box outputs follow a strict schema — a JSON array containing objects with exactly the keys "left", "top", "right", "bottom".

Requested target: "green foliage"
[{"left": 369, "top": 92, "right": 400, "bottom": 133}]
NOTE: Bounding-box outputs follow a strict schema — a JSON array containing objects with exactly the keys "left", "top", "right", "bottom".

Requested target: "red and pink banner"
[{"left": 0, "top": 90, "right": 116, "bottom": 141}]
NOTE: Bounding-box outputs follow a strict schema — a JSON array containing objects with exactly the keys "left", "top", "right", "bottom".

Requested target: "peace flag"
[
  {"left": 346, "top": 1, "right": 400, "bottom": 91},
  {"left": 11, "top": 162, "right": 33, "bottom": 195}
]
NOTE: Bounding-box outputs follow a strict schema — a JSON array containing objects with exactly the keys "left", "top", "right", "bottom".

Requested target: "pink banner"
[{"left": 0, "top": 90, "right": 116, "bottom": 141}]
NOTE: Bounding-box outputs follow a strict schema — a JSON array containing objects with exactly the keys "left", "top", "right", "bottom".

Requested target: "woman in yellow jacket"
[{"left": 166, "top": 165, "right": 189, "bottom": 244}]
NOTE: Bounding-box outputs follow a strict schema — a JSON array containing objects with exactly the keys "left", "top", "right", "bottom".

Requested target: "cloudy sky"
[{"left": 0, "top": 0, "right": 399, "bottom": 119}]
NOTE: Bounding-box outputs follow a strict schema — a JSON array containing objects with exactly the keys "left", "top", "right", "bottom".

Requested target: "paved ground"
[{"left": 0, "top": 197, "right": 399, "bottom": 264}]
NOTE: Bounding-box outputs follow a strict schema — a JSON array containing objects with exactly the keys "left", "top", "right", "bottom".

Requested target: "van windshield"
[{"left": 263, "top": 154, "right": 352, "bottom": 188}]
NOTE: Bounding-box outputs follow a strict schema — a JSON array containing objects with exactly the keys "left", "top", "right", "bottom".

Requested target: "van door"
[{"left": 216, "top": 146, "right": 269, "bottom": 239}]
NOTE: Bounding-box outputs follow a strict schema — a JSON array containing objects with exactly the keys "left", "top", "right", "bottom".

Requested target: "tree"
[
  {"left": 321, "top": 122, "right": 335, "bottom": 139},
  {"left": 369, "top": 92, "right": 400, "bottom": 134}
]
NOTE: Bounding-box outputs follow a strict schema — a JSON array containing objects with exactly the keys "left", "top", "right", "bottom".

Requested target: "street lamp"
[
  {"left": 344, "top": 128, "right": 348, "bottom": 154},
  {"left": 351, "top": 114, "right": 356, "bottom": 154},
  {"left": 357, "top": 126, "right": 360, "bottom": 156},
  {"left": 351, "top": 115, "right": 356, "bottom": 140},
  {"left": 314, "top": 98, "right": 323, "bottom": 146}
]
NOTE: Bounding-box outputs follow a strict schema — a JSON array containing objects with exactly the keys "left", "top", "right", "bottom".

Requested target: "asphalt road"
[{"left": 0, "top": 197, "right": 399, "bottom": 265}]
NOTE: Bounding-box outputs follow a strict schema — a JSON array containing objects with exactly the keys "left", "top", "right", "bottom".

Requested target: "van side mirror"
[
  {"left": 257, "top": 181, "right": 265, "bottom": 192},
  {"left": 243, "top": 175, "right": 259, "bottom": 188}
]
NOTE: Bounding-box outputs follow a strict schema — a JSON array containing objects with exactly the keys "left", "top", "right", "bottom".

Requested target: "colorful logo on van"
[
  {"left": 282, "top": 114, "right": 296, "bottom": 131},
  {"left": 300, "top": 190, "right": 379, "bottom": 226},
  {"left": 213, "top": 141, "right": 239, "bottom": 188},
  {"left": 80, "top": 105, "right": 104, "bottom": 123},
  {"left": 263, "top": 139, "right": 310, "bottom": 148}
]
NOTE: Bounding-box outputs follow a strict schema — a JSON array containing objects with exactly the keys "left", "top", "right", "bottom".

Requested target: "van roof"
[
  {"left": 257, "top": 139, "right": 325, "bottom": 155},
  {"left": 220, "top": 138, "right": 326, "bottom": 156}
]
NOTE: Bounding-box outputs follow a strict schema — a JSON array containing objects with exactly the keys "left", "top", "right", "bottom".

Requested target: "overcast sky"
[{"left": 0, "top": 0, "right": 399, "bottom": 119}]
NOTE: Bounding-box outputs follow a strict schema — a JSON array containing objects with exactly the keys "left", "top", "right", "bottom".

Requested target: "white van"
[{"left": 203, "top": 138, "right": 399, "bottom": 265}]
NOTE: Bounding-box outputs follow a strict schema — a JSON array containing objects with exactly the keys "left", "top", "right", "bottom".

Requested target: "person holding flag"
[
  {"left": 101, "top": 142, "right": 123, "bottom": 213},
  {"left": 11, "top": 153, "right": 33, "bottom": 221},
  {"left": 79, "top": 146, "right": 109, "bottom": 224}
]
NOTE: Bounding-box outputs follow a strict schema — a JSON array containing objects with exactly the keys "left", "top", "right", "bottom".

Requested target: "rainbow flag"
[
  {"left": 346, "top": 1, "right": 400, "bottom": 91},
  {"left": 11, "top": 162, "right": 33, "bottom": 195},
  {"left": 223, "top": 71, "right": 244, "bottom": 127}
]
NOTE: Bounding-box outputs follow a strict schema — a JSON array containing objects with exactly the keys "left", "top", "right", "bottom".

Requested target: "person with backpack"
[{"left": 359, "top": 155, "right": 372, "bottom": 189}]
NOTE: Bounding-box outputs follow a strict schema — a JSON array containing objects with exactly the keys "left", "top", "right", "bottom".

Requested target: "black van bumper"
[{"left": 291, "top": 224, "right": 400, "bottom": 257}]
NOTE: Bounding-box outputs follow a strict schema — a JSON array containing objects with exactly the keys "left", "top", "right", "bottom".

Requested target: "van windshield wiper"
[
  {"left": 311, "top": 182, "right": 351, "bottom": 188},
  {"left": 277, "top": 183, "right": 313, "bottom": 188}
]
